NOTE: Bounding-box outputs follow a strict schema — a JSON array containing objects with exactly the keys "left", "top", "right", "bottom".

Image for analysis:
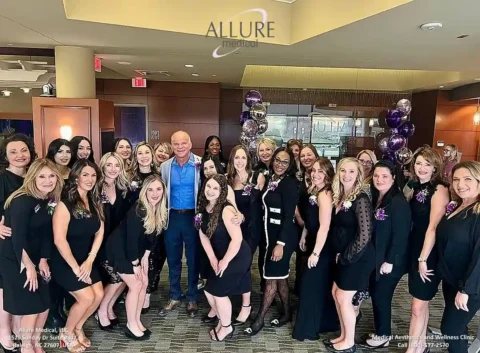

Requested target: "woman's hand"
[
  {"left": 216, "top": 259, "right": 229, "bottom": 277},
  {"left": 307, "top": 253, "right": 319, "bottom": 269},
  {"left": 231, "top": 212, "right": 244, "bottom": 225},
  {"left": 133, "top": 265, "right": 142, "bottom": 280},
  {"left": 380, "top": 262, "right": 393, "bottom": 275},
  {"left": 77, "top": 259, "right": 93, "bottom": 283},
  {"left": 38, "top": 259, "right": 50, "bottom": 280},
  {"left": 455, "top": 292, "right": 469, "bottom": 312},
  {"left": 336, "top": 253, "right": 340, "bottom": 264},
  {"left": 299, "top": 236, "right": 307, "bottom": 252},
  {"left": 209, "top": 256, "right": 219, "bottom": 273},
  {"left": 141, "top": 256, "right": 149, "bottom": 276},
  {"left": 418, "top": 261, "right": 433, "bottom": 283},
  {"left": 271, "top": 245, "right": 284, "bottom": 262},
  {"left": 0, "top": 216, "right": 11, "bottom": 240},
  {"left": 24, "top": 265, "right": 38, "bottom": 292}
]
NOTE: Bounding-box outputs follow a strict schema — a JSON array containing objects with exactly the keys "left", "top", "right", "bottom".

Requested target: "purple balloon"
[
  {"left": 385, "top": 110, "right": 404, "bottom": 128},
  {"left": 388, "top": 134, "right": 406, "bottom": 151},
  {"left": 378, "top": 137, "right": 390, "bottom": 153},
  {"left": 382, "top": 153, "right": 396, "bottom": 164},
  {"left": 240, "top": 111, "right": 250, "bottom": 125},
  {"left": 389, "top": 128, "right": 399, "bottom": 135},
  {"left": 245, "top": 90, "right": 262, "bottom": 108},
  {"left": 398, "top": 121, "right": 415, "bottom": 138}
]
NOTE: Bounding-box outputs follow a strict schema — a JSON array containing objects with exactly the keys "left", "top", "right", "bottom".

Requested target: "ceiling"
[{"left": 0, "top": 0, "right": 479, "bottom": 91}]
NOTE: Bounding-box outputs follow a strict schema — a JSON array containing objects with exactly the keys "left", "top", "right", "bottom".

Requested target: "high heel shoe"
[
  {"left": 0, "top": 343, "right": 18, "bottom": 353},
  {"left": 211, "top": 324, "right": 235, "bottom": 342},
  {"left": 270, "top": 315, "right": 292, "bottom": 328},
  {"left": 326, "top": 343, "right": 356, "bottom": 353},
  {"left": 201, "top": 313, "right": 218, "bottom": 324},
  {"left": 109, "top": 317, "right": 119, "bottom": 326},
  {"left": 233, "top": 304, "right": 252, "bottom": 326},
  {"left": 59, "top": 329, "right": 85, "bottom": 353},
  {"left": 94, "top": 313, "right": 114, "bottom": 331},
  {"left": 244, "top": 322, "right": 264, "bottom": 337},
  {"left": 124, "top": 325, "right": 149, "bottom": 341},
  {"left": 141, "top": 306, "right": 150, "bottom": 315}
]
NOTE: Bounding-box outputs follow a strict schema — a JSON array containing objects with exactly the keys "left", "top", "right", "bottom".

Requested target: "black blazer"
[{"left": 373, "top": 192, "right": 411, "bottom": 280}]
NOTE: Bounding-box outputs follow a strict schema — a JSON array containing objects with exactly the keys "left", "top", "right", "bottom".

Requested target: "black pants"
[
  {"left": 370, "top": 271, "right": 403, "bottom": 337},
  {"left": 147, "top": 233, "right": 167, "bottom": 294},
  {"left": 440, "top": 281, "right": 480, "bottom": 353}
]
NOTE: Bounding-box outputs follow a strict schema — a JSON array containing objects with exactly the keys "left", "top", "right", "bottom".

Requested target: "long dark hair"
[
  {"left": 68, "top": 136, "right": 95, "bottom": 167},
  {"left": 0, "top": 133, "right": 37, "bottom": 170},
  {"left": 371, "top": 160, "right": 400, "bottom": 208},
  {"left": 46, "top": 138, "right": 71, "bottom": 163},
  {"left": 200, "top": 154, "right": 225, "bottom": 186},
  {"left": 204, "top": 135, "right": 226, "bottom": 164},
  {"left": 63, "top": 159, "right": 104, "bottom": 221},
  {"left": 270, "top": 147, "right": 295, "bottom": 178},
  {"left": 196, "top": 174, "right": 229, "bottom": 238},
  {"left": 226, "top": 145, "right": 252, "bottom": 187}
]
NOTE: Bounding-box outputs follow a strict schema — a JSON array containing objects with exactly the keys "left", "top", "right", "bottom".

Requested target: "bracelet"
[
  {"left": 417, "top": 257, "right": 426, "bottom": 263},
  {"left": 88, "top": 252, "right": 97, "bottom": 257},
  {"left": 312, "top": 252, "right": 320, "bottom": 258}
]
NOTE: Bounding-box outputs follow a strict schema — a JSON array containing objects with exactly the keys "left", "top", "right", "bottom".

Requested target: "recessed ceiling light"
[
  {"left": 420, "top": 22, "right": 443, "bottom": 31},
  {"left": 212, "top": 75, "right": 216, "bottom": 77},
  {"left": 302, "top": 88, "right": 307, "bottom": 91},
  {"left": 457, "top": 34, "right": 469, "bottom": 39},
  {"left": 185, "top": 64, "right": 194, "bottom": 68},
  {"left": 21, "top": 88, "right": 31, "bottom": 93},
  {"left": 191, "top": 73, "right": 199, "bottom": 77},
  {"left": 117, "top": 61, "right": 131, "bottom": 65},
  {"left": 439, "top": 85, "right": 444, "bottom": 88},
  {"left": 475, "top": 78, "right": 480, "bottom": 81},
  {"left": 6, "top": 43, "right": 13, "bottom": 46}
]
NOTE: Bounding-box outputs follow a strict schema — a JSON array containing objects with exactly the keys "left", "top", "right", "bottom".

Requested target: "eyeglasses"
[
  {"left": 359, "top": 160, "right": 373, "bottom": 166},
  {"left": 274, "top": 158, "right": 290, "bottom": 167}
]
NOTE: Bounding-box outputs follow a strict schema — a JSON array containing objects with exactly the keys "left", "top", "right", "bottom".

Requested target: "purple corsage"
[
  {"left": 267, "top": 180, "right": 279, "bottom": 192},
  {"left": 101, "top": 191, "right": 109, "bottom": 204},
  {"left": 374, "top": 207, "right": 388, "bottom": 221},
  {"left": 242, "top": 183, "right": 253, "bottom": 196},
  {"left": 194, "top": 160, "right": 201, "bottom": 169},
  {"left": 416, "top": 188, "right": 429, "bottom": 203},
  {"left": 194, "top": 213, "right": 203, "bottom": 228},
  {"left": 445, "top": 201, "right": 458, "bottom": 216},
  {"left": 309, "top": 195, "right": 318, "bottom": 206},
  {"left": 341, "top": 200, "right": 353, "bottom": 212},
  {"left": 46, "top": 198, "right": 57, "bottom": 216}
]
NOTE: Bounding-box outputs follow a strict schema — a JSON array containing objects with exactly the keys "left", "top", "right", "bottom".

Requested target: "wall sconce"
[
  {"left": 60, "top": 125, "right": 73, "bottom": 140},
  {"left": 21, "top": 88, "right": 31, "bottom": 93},
  {"left": 1, "top": 89, "right": 12, "bottom": 97},
  {"left": 474, "top": 99, "right": 480, "bottom": 126}
]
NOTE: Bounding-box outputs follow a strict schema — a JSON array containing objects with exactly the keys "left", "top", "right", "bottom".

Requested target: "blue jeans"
[{"left": 164, "top": 211, "right": 199, "bottom": 301}]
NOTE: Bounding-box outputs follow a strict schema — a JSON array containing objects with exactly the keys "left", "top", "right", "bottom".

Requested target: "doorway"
[{"left": 113, "top": 105, "right": 148, "bottom": 148}]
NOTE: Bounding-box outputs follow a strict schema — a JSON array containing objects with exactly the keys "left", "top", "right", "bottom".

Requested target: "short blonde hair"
[
  {"left": 256, "top": 138, "right": 277, "bottom": 158},
  {"left": 154, "top": 142, "right": 173, "bottom": 163}
]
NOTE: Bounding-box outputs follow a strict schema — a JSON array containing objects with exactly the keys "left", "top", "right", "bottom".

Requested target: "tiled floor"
[{"left": 46, "top": 254, "right": 480, "bottom": 352}]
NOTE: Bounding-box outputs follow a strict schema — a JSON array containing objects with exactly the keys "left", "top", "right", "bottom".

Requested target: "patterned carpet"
[{"left": 45, "top": 254, "right": 480, "bottom": 353}]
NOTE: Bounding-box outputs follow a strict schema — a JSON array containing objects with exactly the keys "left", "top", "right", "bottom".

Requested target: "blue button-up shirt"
[{"left": 170, "top": 153, "right": 196, "bottom": 210}]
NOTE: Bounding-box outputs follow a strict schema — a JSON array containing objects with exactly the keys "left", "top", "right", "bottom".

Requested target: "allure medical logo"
[{"left": 206, "top": 8, "right": 275, "bottom": 58}]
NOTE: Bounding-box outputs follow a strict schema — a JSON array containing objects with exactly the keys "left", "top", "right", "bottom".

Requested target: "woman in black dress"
[
  {"left": 293, "top": 157, "right": 339, "bottom": 341},
  {"left": 51, "top": 159, "right": 105, "bottom": 353},
  {"left": 437, "top": 161, "right": 480, "bottom": 353},
  {"left": 403, "top": 147, "right": 449, "bottom": 353},
  {"left": 325, "top": 157, "right": 375, "bottom": 353},
  {"left": 46, "top": 138, "right": 71, "bottom": 181},
  {"left": 225, "top": 145, "right": 265, "bottom": 326},
  {"left": 112, "top": 138, "right": 133, "bottom": 167},
  {"left": 68, "top": 136, "right": 94, "bottom": 168},
  {"left": 196, "top": 174, "right": 252, "bottom": 341},
  {"left": 1, "top": 158, "right": 63, "bottom": 353},
  {"left": 127, "top": 142, "right": 158, "bottom": 205},
  {"left": 95, "top": 152, "right": 130, "bottom": 329},
  {"left": 106, "top": 174, "right": 168, "bottom": 340},
  {"left": 361, "top": 161, "right": 411, "bottom": 349},
  {"left": 244, "top": 148, "right": 299, "bottom": 336},
  {"left": 254, "top": 138, "right": 276, "bottom": 173},
  {"left": 0, "top": 133, "right": 35, "bottom": 352}
]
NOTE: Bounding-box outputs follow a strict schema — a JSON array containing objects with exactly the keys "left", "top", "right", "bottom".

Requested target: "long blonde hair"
[
  {"left": 332, "top": 157, "right": 366, "bottom": 207},
  {"left": 99, "top": 152, "right": 129, "bottom": 197},
  {"left": 137, "top": 174, "right": 168, "bottom": 234},
  {"left": 5, "top": 158, "right": 63, "bottom": 208},
  {"left": 128, "top": 142, "right": 155, "bottom": 182},
  {"left": 451, "top": 161, "right": 480, "bottom": 214}
]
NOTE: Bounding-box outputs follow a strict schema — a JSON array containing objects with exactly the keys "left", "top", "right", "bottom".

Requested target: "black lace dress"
[
  {"left": 200, "top": 204, "right": 252, "bottom": 297},
  {"left": 408, "top": 181, "right": 446, "bottom": 301},
  {"left": 330, "top": 192, "right": 375, "bottom": 291}
]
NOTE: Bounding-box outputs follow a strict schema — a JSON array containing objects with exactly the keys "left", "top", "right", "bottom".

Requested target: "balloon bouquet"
[
  {"left": 377, "top": 99, "right": 416, "bottom": 168},
  {"left": 239, "top": 90, "right": 269, "bottom": 161}
]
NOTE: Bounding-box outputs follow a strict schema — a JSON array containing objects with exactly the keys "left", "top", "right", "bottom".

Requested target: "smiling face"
[
  {"left": 373, "top": 166, "right": 394, "bottom": 193},
  {"left": 54, "top": 145, "right": 71, "bottom": 166},
  {"left": 339, "top": 161, "right": 359, "bottom": 190},
  {"left": 258, "top": 143, "right": 273, "bottom": 164},
  {"left": 311, "top": 161, "right": 326, "bottom": 187},
  {"left": 358, "top": 152, "right": 373, "bottom": 176},
  {"left": 136, "top": 145, "right": 152, "bottom": 167},
  {"left": 115, "top": 140, "right": 132, "bottom": 160},
  {"left": 155, "top": 147, "right": 170, "bottom": 164},
  {"left": 146, "top": 180, "right": 164, "bottom": 206},
  {"left": 414, "top": 155, "right": 435, "bottom": 183},
  {"left": 273, "top": 151, "right": 290, "bottom": 177},
  {"left": 207, "top": 138, "right": 221, "bottom": 156},
  {"left": 36, "top": 166, "right": 57, "bottom": 196},
  {"left": 6, "top": 141, "right": 31, "bottom": 169},
  {"left": 103, "top": 156, "right": 121, "bottom": 180},
  {"left": 77, "top": 166, "right": 97, "bottom": 192},
  {"left": 453, "top": 167, "right": 480, "bottom": 201},
  {"left": 172, "top": 132, "right": 192, "bottom": 159},
  {"left": 290, "top": 144, "right": 300, "bottom": 160},
  {"left": 77, "top": 139, "right": 91, "bottom": 159},
  {"left": 233, "top": 148, "right": 248, "bottom": 171},
  {"left": 203, "top": 159, "right": 218, "bottom": 178},
  {"left": 300, "top": 147, "right": 316, "bottom": 170},
  {"left": 205, "top": 178, "right": 221, "bottom": 201}
]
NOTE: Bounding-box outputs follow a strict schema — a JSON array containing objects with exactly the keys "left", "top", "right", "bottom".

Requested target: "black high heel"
[
  {"left": 326, "top": 344, "right": 356, "bottom": 353},
  {"left": 109, "top": 317, "right": 119, "bottom": 326},
  {"left": 0, "top": 343, "right": 18, "bottom": 353},
  {"left": 244, "top": 322, "right": 264, "bottom": 337},
  {"left": 141, "top": 307, "right": 150, "bottom": 315},
  {"left": 270, "top": 315, "right": 292, "bottom": 328},
  {"left": 232, "top": 304, "right": 252, "bottom": 326},
  {"left": 211, "top": 324, "right": 235, "bottom": 342},
  {"left": 201, "top": 313, "right": 218, "bottom": 324},
  {"left": 95, "top": 313, "right": 114, "bottom": 331},
  {"left": 124, "top": 325, "right": 149, "bottom": 341}
]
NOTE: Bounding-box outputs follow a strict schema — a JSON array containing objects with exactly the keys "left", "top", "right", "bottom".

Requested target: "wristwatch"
[
  {"left": 312, "top": 251, "right": 320, "bottom": 258},
  {"left": 418, "top": 257, "right": 426, "bottom": 263}
]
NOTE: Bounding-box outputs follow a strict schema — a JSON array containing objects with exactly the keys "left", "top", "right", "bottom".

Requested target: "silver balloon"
[
  {"left": 257, "top": 118, "right": 268, "bottom": 134},
  {"left": 248, "top": 138, "right": 258, "bottom": 152},
  {"left": 250, "top": 103, "right": 267, "bottom": 121},
  {"left": 396, "top": 99, "right": 412, "bottom": 115},
  {"left": 239, "top": 133, "right": 249, "bottom": 146},
  {"left": 396, "top": 147, "right": 413, "bottom": 165},
  {"left": 242, "top": 119, "right": 258, "bottom": 137},
  {"left": 378, "top": 137, "right": 390, "bottom": 153}
]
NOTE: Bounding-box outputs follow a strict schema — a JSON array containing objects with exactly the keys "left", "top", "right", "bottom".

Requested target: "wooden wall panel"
[
  {"left": 435, "top": 105, "right": 480, "bottom": 132},
  {"left": 99, "top": 100, "right": 114, "bottom": 129},
  {"left": 102, "top": 95, "right": 148, "bottom": 105},
  {"left": 148, "top": 96, "right": 219, "bottom": 124},
  {"left": 148, "top": 81, "right": 220, "bottom": 98},
  {"left": 409, "top": 90, "right": 439, "bottom": 152},
  {"left": 103, "top": 79, "right": 146, "bottom": 96}
]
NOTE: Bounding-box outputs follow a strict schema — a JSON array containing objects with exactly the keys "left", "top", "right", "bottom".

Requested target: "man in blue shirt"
[{"left": 159, "top": 131, "right": 201, "bottom": 317}]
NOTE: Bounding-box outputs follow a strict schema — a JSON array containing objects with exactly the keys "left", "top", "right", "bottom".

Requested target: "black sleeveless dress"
[
  {"left": 50, "top": 199, "right": 102, "bottom": 292},
  {"left": 408, "top": 181, "right": 446, "bottom": 301},
  {"left": 200, "top": 204, "right": 252, "bottom": 297},
  {"left": 293, "top": 190, "right": 339, "bottom": 340}
]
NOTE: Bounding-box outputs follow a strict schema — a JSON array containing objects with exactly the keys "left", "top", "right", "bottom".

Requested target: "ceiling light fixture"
[
  {"left": 475, "top": 78, "right": 480, "bottom": 81},
  {"left": 21, "top": 88, "right": 31, "bottom": 93},
  {"left": 420, "top": 22, "right": 443, "bottom": 31},
  {"left": 439, "top": 85, "right": 444, "bottom": 88},
  {"left": 6, "top": 43, "right": 13, "bottom": 46},
  {"left": 117, "top": 61, "right": 131, "bottom": 65},
  {"left": 457, "top": 34, "right": 469, "bottom": 39},
  {"left": 212, "top": 75, "right": 216, "bottom": 77},
  {"left": 2, "top": 90, "right": 12, "bottom": 97},
  {"left": 185, "top": 64, "right": 194, "bottom": 68},
  {"left": 191, "top": 73, "right": 199, "bottom": 77}
]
